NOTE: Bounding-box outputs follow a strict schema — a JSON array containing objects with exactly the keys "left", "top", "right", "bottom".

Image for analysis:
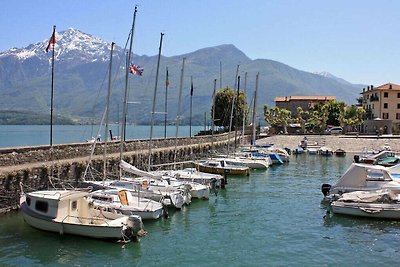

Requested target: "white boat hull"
[
  {"left": 21, "top": 203, "right": 131, "bottom": 240},
  {"left": 331, "top": 201, "right": 400, "bottom": 219}
]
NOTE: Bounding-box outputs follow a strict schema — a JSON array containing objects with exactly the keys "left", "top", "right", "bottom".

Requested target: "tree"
[
  {"left": 296, "top": 107, "right": 309, "bottom": 133},
  {"left": 212, "top": 87, "right": 248, "bottom": 128},
  {"left": 339, "top": 105, "right": 366, "bottom": 132},
  {"left": 263, "top": 105, "right": 293, "bottom": 134},
  {"left": 308, "top": 102, "right": 329, "bottom": 133},
  {"left": 325, "top": 100, "right": 346, "bottom": 126}
]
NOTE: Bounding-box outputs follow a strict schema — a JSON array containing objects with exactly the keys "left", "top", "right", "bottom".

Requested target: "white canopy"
[{"left": 333, "top": 163, "right": 394, "bottom": 188}]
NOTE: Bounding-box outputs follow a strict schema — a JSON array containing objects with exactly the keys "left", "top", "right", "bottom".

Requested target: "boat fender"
[
  {"left": 142, "top": 180, "right": 149, "bottom": 190},
  {"left": 321, "top": 184, "right": 331, "bottom": 197}
]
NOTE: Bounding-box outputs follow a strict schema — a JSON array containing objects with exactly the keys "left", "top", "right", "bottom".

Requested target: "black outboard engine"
[
  {"left": 321, "top": 183, "right": 331, "bottom": 197},
  {"left": 353, "top": 155, "right": 360, "bottom": 163}
]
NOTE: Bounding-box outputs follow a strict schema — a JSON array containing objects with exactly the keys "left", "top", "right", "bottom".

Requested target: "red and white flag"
[
  {"left": 129, "top": 64, "right": 144, "bottom": 76},
  {"left": 45, "top": 28, "right": 56, "bottom": 53}
]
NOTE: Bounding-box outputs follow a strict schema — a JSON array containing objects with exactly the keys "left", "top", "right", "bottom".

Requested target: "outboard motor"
[
  {"left": 321, "top": 184, "right": 331, "bottom": 197},
  {"left": 127, "top": 215, "right": 146, "bottom": 238},
  {"left": 353, "top": 155, "right": 360, "bottom": 163}
]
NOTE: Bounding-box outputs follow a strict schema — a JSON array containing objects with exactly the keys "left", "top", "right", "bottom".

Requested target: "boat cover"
[
  {"left": 333, "top": 163, "right": 394, "bottom": 188},
  {"left": 339, "top": 190, "right": 398, "bottom": 203}
]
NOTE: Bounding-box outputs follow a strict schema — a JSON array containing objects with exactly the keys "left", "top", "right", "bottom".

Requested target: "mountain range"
[{"left": 0, "top": 28, "right": 364, "bottom": 125}]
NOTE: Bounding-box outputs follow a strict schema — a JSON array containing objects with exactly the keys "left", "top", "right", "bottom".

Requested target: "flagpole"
[
  {"left": 164, "top": 67, "right": 169, "bottom": 139},
  {"left": 50, "top": 25, "right": 56, "bottom": 147},
  {"left": 120, "top": 5, "right": 137, "bottom": 169}
]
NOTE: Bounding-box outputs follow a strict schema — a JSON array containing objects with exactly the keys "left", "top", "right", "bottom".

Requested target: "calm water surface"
[
  {"left": 0, "top": 125, "right": 205, "bottom": 148},
  {"left": 1, "top": 154, "right": 400, "bottom": 266}
]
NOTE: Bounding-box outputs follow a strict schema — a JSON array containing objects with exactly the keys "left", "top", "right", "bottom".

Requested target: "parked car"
[{"left": 329, "top": 127, "right": 343, "bottom": 134}]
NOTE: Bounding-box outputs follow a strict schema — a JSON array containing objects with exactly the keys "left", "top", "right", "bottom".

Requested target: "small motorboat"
[
  {"left": 20, "top": 189, "right": 145, "bottom": 242},
  {"left": 334, "top": 148, "right": 346, "bottom": 156},
  {"left": 331, "top": 189, "right": 400, "bottom": 219},
  {"left": 195, "top": 159, "right": 250, "bottom": 176},
  {"left": 319, "top": 146, "right": 333, "bottom": 156}
]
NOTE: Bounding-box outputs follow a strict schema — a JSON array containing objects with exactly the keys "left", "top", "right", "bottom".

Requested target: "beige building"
[
  {"left": 274, "top": 95, "right": 336, "bottom": 117},
  {"left": 361, "top": 83, "right": 400, "bottom": 134}
]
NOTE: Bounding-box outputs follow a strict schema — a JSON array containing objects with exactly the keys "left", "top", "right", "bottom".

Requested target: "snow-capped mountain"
[
  {"left": 0, "top": 28, "right": 116, "bottom": 65},
  {"left": 313, "top": 71, "right": 353, "bottom": 85}
]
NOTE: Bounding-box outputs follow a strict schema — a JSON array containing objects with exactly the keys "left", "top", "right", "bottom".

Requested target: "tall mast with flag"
[{"left": 46, "top": 25, "right": 56, "bottom": 147}]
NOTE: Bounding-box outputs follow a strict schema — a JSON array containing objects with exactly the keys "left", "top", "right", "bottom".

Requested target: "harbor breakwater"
[{"left": 0, "top": 133, "right": 240, "bottom": 213}]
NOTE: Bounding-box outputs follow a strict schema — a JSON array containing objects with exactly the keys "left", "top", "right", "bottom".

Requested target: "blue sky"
[{"left": 1, "top": 0, "right": 398, "bottom": 85}]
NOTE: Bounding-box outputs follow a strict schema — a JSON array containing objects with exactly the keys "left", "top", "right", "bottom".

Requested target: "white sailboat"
[{"left": 87, "top": 189, "right": 165, "bottom": 220}]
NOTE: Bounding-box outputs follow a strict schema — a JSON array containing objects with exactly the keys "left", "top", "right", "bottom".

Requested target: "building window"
[
  {"left": 384, "top": 103, "right": 388, "bottom": 109},
  {"left": 397, "top": 113, "right": 400, "bottom": 120},
  {"left": 398, "top": 93, "right": 400, "bottom": 98},
  {"left": 384, "top": 92, "right": 389, "bottom": 97},
  {"left": 383, "top": 113, "right": 389, "bottom": 119},
  {"left": 398, "top": 103, "right": 400, "bottom": 109}
]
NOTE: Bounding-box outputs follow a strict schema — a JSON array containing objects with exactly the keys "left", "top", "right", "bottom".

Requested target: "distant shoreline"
[{"left": 258, "top": 134, "right": 400, "bottom": 153}]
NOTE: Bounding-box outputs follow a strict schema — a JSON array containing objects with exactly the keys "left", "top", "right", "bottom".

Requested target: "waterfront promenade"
[{"left": 258, "top": 134, "right": 400, "bottom": 153}]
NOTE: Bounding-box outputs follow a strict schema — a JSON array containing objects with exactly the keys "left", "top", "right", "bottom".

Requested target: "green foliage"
[
  {"left": 0, "top": 110, "right": 75, "bottom": 125},
  {"left": 263, "top": 105, "right": 293, "bottom": 134},
  {"left": 339, "top": 105, "right": 366, "bottom": 131},
  {"left": 212, "top": 87, "right": 249, "bottom": 128},
  {"left": 296, "top": 107, "right": 309, "bottom": 133},
  {"left": 325, "top": 100, "right": 346, "bottom": 126}
]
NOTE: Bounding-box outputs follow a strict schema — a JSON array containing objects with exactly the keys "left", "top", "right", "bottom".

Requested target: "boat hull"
[
  {"left": 197, "top": 164, "right": 250, "bottom": 176},
  {"left": 20, "top": 203, "right": 129, "bottom": 240},
  {"left": 331, "top": 201, "right": 400, "bottom": 219}
]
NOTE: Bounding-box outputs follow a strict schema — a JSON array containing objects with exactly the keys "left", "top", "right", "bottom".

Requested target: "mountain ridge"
[{"left": 0, "top": 28, "right": 363, "bottom": 124}]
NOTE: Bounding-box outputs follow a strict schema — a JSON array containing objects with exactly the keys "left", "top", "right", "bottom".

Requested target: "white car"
[{"left": 329, "top": 127, "right": 343, "bottom": 134}]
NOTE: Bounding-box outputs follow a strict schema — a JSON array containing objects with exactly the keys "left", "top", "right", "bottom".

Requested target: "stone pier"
[{"left": 0, "top": 133, "right": 240, "bottom": 213}]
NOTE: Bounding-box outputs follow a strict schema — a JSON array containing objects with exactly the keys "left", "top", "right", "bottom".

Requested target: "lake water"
[
  {"left": 1, "top": 154, "right": 400, "bottom": 266},
  {"left": 0, "top": 125, "right": 205, "bottom": 148}
]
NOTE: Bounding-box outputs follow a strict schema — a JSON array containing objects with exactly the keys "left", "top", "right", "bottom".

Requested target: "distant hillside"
[
  {"left": 0, "top": 111, "right": 76, "bottom": 125},
  {"left": 0, "top": 28, "right": 363, "bottom": 125}
]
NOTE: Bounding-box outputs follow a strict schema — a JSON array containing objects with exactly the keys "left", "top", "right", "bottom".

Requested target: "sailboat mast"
[
  {"left": 173, "top": 57, "right": 186, "bottom": 165},
  {"left": 252, "top": 72, "right": 259, "bottom": 146},
  {"left": 211, "top": 78, "right": 217, "bottom": 151},
  {"left": 119, "top": 6, "right": 138, "bottom": 172},
  {"left": 103, "top": 42, "right": 115, "bottom": 181},
  {"left": 164, "top": 67, "right": 169, "bottom": 139},
  {"left": 242, "top": 72, "right": 247, "bottom": 145},
  {"left": 189, "top": 76, "right": 193, "bottom": 138},
  {"left": 219, "top": 61, "right": 222, "bottom": 89},
  {"left": 49, "top": 25, "right": 56, "bottom": 147},
  {"left": 234, "top": 75, "right": 241, "bottom": 150},
  {"left": 148, "top": 32, "right": 164, "bottom": 172}
]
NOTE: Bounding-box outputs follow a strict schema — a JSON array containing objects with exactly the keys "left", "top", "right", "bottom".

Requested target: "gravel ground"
[{"left": 257, "top": 134, "right": 400, "bottom": 153}]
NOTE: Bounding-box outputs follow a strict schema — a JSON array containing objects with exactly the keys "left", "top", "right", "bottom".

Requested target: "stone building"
[
  {"left": 360, "top": 83, "right": 400, "bottom": 134},
  {"left": 274, "top": 95, "right": 336, "bottom": 117}
]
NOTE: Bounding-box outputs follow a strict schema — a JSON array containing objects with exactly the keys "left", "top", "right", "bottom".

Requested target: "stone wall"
[{"left": 0, "top": 133, "right": 241, "bottom": 213}]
